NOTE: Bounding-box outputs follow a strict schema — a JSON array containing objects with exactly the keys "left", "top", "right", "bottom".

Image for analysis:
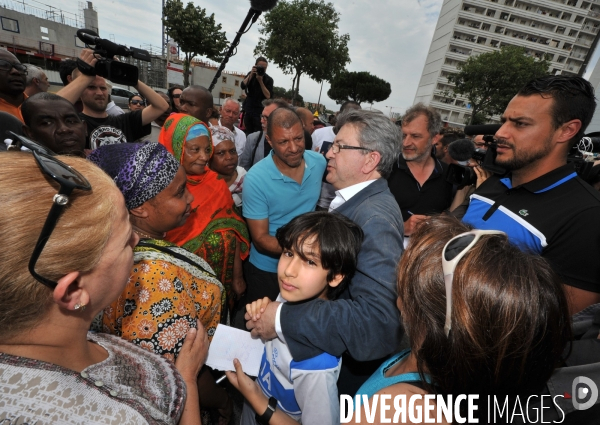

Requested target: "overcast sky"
[{"left": 66, "top": 0, "right": 600, "bottom": 113}]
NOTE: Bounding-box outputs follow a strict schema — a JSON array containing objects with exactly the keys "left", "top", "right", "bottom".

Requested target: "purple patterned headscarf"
[{"left": 88, "top": 142, "right": 180, "bottom": 210}]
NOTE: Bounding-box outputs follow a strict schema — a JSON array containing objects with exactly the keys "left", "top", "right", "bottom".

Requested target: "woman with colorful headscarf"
[
  {"left": 159, "top": 113, "right": 250, "bottom": 316},
  {"left": 88, "top": 141, "right": 224, "bottom": 355},
  {"left": 89, "top": 141, "right": 233, "bottom": 424}
]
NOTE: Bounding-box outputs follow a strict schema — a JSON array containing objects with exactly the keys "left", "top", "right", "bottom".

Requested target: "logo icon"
[
  {"left": 572, "top": 376, "right": 598, "bottom": 410},
  {"left": 519, "top": 209, "right": 529, "bottom": 217}
]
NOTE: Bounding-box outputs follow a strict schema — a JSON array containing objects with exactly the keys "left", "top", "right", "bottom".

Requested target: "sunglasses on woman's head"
[
  {"left": 441, "top": 229, "right": 505, "bottom": 336},
  {"left": 8, "top": 132, "right": 92, "bottom": 289},
  {"left": 130, "top": 100, "right": 145, "bottom": 106}
]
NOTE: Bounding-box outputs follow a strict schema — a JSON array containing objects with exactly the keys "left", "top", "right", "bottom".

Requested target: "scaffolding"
[
  {"left": 121, "top": 55, "right": 167, "bottom": 89},
  {"left": 0, "top": 0, "right": 82, "bottom": 28}
]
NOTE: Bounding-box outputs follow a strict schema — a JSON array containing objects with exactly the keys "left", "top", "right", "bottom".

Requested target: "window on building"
[
  {"left": 234, "top": 79, "right": 240, "bottom": 86},
  {"left": 41, "top": 36, "right": 49, "bottom": 41},
  {"left": 74, "top": 35, "right": 85, "bottom": 48},
  {"left": 40, "top": 26, "right": 48, "bottom": 34},
  {"left": 1, "top": 17, "right": 19, "bottom": 33},
  {"left": 222, "top": 76, "right": 227, "bottom": 83}
]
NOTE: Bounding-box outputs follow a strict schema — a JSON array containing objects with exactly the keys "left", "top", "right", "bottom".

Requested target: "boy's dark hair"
[
  {"left": 517, "top": 75, "right": 596, "bottom": 146},
  {"left": 59, "top": 59, "right": 77, "bottom": 86},
  {"left": 276, "top": 211, "right": 364, "bottom": 300},
  {"left": 255, "top": 57, "right": 268, "bottom": 65}
]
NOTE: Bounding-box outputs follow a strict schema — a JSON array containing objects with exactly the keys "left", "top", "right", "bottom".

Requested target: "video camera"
[
  {"left": 76, "top": 29, "right": 151, "bottom": 86},
  {"left": 445, "top": 124, "right": 505, "bottom": 187},
  {"left": 445, "top": 124, "right": 600, "bottom": 187}
]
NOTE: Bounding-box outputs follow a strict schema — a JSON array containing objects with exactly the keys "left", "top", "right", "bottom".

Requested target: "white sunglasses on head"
[{"left": 442, "top": 230, "right": 506, "bottom": 336}]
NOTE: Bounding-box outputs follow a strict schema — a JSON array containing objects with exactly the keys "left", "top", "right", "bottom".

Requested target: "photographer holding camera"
[
  {"left": 241, "top": 57, "right": 273, "bottom": 134},
  {"left": 462, "top": 75, "right": 600, "bottom": 315},
  {"left": 57, "top": 48, "right": 168, "bottom": 149}
]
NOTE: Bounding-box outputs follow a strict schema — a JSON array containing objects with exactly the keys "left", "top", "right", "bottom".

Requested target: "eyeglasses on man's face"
[
  {"left": 8, "top": 132, "right": 92, "bottom": 289},
  {"left": 330, "top": 141, "right": 373, "bottom": 154}
]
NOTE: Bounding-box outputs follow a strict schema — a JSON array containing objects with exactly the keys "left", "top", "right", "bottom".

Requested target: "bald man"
[
  {"left": 179, "top": 85, "right": 213, "bottom": 123},
  {"left": 219, "top": 97, "right": 246, "bottom": 155},
  {"left": 0, "top": 49, "right": 27, "bottom": 121},
  {"left": 242, "top": 107, "right": 326, "bottom": 303}
]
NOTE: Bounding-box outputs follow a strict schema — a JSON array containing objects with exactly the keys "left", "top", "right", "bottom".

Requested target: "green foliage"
[
  {"left": 327, "top": 71, "right": 391, "bottom": 105},
  {"left": 163, "top": 0, "right": 228, "bottom": 86},
  {"left": 273, "top": 86, "right": 304, "bottom": 104},
  {"left": 273, "top": 86, "right": 287, "bottom": 98},
  {"left": 255, "top": 0, "right": 350, "bottom": 102},
  {"left": 448, "top": 46, "right": 550, "bottom": 124}
]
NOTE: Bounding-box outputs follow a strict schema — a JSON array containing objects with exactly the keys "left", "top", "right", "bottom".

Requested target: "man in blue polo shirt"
[
  {"left": 243, "top": 107, "right": 326, "bottom": 303},
  {"left": 463, "top": 75, "right": 600, "bottom": 314}
]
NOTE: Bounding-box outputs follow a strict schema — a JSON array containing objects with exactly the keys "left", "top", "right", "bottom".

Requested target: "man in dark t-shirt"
[
  {"left": 463, "top": 75, "right": 600, "bottom": 314},
  {"left": 57, "top": 48, "right": 169, "bottom": 149},
  {"left": 387, "top": 103, "right": 453, "bottom": 235},
  {"left": 241, "top": 57, "right": 273, "bottom": 134}
]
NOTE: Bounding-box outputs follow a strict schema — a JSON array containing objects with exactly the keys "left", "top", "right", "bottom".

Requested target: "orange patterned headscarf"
[{"left": 158, "top": 113, "right": 249, "bottom": 285}]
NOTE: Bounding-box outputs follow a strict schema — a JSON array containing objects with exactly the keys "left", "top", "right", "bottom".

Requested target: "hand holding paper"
[{"left": 206, "top": 324, "right": 265, "bottom": 376}]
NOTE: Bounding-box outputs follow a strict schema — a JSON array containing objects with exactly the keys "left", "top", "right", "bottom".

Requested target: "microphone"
[
  {"left": 77, "top": 29, "right": 131, "bottom": 57},
  {"left": 77, "top": 28, "right": 101, "bottom": 45},
  {"left": 448, "top": 139, "right": 476, "bottom": 162},
  {"left": 464, "top": 124, "right": 501, "bottom": 136},
  {"left": 249, "top": 0, "right": 278, "bottom": 11}
]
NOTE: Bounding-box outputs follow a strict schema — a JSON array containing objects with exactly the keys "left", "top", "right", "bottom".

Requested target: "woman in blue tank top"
[{"left": 353, "top": 215, "right": 571, "bottom": 424}]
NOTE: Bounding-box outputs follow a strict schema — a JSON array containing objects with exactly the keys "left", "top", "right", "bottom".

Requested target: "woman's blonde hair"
[{"left": 0, "top": 153, "right": 119, "bottom": 340}]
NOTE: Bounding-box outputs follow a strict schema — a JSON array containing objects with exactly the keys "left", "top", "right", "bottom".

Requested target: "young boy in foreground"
[{"left": 227, "top": 211, "right": 364, "bottom": 425}]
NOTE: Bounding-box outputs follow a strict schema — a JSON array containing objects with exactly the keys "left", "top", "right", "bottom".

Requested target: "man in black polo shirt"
[
  {"left": 387, "top": 103, "right": 453, "bottom": 235},
  {"left": 241, "top": 57, "right": 273, "bottom": 134},
  {"left": 463, "top": 75, "right": 600, "bottom": 314},
  {"left": 57, "top": 48, "right": 168, "bottom": 149}
]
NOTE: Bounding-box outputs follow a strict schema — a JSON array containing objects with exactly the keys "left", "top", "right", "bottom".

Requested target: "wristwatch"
[{"left": 255, "top": 397, "right": 277, "bottom": 425}]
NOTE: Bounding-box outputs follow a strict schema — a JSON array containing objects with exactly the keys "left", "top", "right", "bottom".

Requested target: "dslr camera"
[
  {"left": 76, "top": 29, "right": 151, "bottom": 86},
  {"left": 255, "top": 65, "right": 266, "bottom": 77}
]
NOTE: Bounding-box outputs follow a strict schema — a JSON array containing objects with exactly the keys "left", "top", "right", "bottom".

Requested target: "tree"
[
  {"left": 273, "top": 86, "right": 304, "bottom": 104},
  {"left": 327, "top": 71, "right": 391, "bottom": 105},
  {"left": 273, "top": 86, "right": 287, "bottom": 98},
  {"left": 255, "top": 0, "right": 350, "bottom": 103},
  {"left": 448, "top": 46, "right": 550, "bottom": 124},
  {"left": 163, "top": 0, "right": 228, "bottom": 87}
]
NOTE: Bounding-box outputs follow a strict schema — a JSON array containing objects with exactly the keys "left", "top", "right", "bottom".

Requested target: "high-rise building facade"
[{"left": 414, "top": 0, "right": 600, "bottom": 125}]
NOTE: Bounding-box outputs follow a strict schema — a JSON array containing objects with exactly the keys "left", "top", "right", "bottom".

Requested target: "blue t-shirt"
[{"left": 242, "top": 150, "right": 326, "bottom": 272}]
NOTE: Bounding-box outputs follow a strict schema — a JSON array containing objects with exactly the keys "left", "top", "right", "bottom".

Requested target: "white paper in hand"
[{"left": 206, "top": 324, "right": 265, "bottom": 376}]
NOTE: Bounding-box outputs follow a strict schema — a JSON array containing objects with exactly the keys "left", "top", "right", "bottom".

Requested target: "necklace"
[{"left": 132, "top": 226, "right": 164, "bottom": 240}]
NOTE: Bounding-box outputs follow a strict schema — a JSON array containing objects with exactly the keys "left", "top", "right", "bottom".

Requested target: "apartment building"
[{"left": 414, "top": 0, "right": 600, "bottom": 125}]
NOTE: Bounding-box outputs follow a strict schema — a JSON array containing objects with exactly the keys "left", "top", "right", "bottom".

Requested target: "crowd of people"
[{"left": 0, "top": 45, "right": 599, "bottom": 425}]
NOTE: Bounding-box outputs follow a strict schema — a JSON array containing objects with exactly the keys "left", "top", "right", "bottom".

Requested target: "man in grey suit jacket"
[{"left": 247, "top": 109, "right": 405, "bottom": 396}]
